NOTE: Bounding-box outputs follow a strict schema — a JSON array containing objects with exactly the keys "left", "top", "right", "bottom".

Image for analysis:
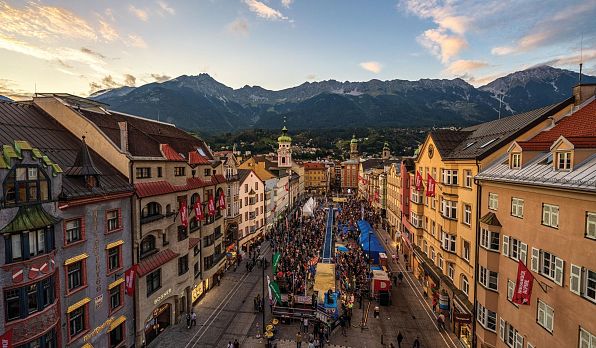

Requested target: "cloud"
[
  {"left": 151, "top": 73, "right": 171, "bottom": 82},
  {"left": 127, "top": 34, "right": 147, "bottom": 48},
  {"left": 359, "top": 61, "right": 383, "bottom": 74},
  {"left": 81, "top": 47, "right": 105, "bottom": 59},
  {"left": 0, "top": 79, "right": 30, "bottom": 100},
  {"left": 157, "top": 1, "right": 175, "bottom": 15},
  {"left": 281, "top": 0, "right": 294, "bottom": 8},
  {"left": 306, "top": 74, "right": 317, "bottom": 80},
  {"left": 227, "top": 18, "right": 250, "bottom": 36},
  {"left": 443, "top": 59, "right": 489, "bottom": 76},
  {"left": 123, "top": 74, "right": 136, "bottom": 86},
  {"left": 104, "top": 8, "right": 115, "bottom": 21},
  {"left": 535, "top": 49, "right": 596, "bottom": 69},
  {"left": 244, "top": 0, "right": 288, "bottom": 21},
  {"left": 89, "top": 74, "right": 137, "bottom": 93},
  {"left": 99, "top": 20, "right": 119, "bottom": 41},
  {"left": 128, "top": 5, "right": 149, "bottom": 21},
  {"left": 417, "top": 29, "right": 467, "bottom": 64}
]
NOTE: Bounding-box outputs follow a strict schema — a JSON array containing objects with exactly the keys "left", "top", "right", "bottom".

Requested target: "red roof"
[
  {"left": 211, "top": 174, "right": 227, "bottom": 185},
  {"left": 189, "top": 151, "right": 210, "bottom": 165},
  {"left": 137, "top": 249, "right": 179, "bottom": 277},
  {"left": 135, "top": 177, "right": 226, "bottom": 198},
  {"left": 304, "top": 162, "right": 325, "bottom": 169},
  {"left": 161, "top": 144, "right": 186, "bottom": 161},
  {"left": 531, "top": 99, "right": 596, "bottom": 143},
  {"left": 188, "top": 238, "right": 200, "bottom": 250}
]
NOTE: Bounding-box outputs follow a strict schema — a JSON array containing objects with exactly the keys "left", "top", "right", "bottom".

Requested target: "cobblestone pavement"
[{"left": 150, "top": 225, "right": 460, "bottom": 348}]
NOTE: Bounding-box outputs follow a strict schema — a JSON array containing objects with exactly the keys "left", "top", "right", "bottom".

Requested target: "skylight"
[
  {"left": 463, "top": 142, "right": 476, "bottom": 150},
  {"left": 480, "top": 138, "right": 498, "bottom": 148},
  {"left": 197, "top": 148, "right": 206, "bottom": 156}
]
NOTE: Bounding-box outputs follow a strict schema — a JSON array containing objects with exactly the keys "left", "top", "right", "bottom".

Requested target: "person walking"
[
  {"left": 296, "top": 331, "right": 303, "bottom": 348},
  {"left": 303, "top": 317, "right": 309, "bottom": 333},
  {"left": 186, "top": 312, "right": 191, "bottom": 329},
  {"left": 412, "top": 336, "right": 420, "bottom": 348},
  {"left": 233, "top": 339, "right": 240, "bottom": 348},
  {"left": 227, "top": 341, "right": 233, "bottom": 348},
  {"left": 191, "top": 311, "right": 197, "bottom": 327},
  {"left": 397, "top": 331, "right": 404, "bottom": 348},
  {"left": 438, "top": 312, "right": 446, "bottom": 331},
  {"left": 398, "top": 272, "right": 403, "bottom": 285}
]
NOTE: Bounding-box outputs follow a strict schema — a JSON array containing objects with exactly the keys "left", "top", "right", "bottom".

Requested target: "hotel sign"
[{"left": 153, "top": 288, "right": 172, "bottom": 305}]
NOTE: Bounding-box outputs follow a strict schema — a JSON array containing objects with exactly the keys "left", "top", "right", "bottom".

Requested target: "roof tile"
[{"left": 137, "top": 248, "right": 179, "bottom": 277}]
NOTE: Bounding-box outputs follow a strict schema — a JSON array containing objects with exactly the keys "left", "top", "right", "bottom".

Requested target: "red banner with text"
[
  {"left": 426, "top": 174, "right": 436, "bottom": 197},
  {"left": 512, "top": 261, "right": 534, "bottom": 305},
  {"left": 125, "top": 265, "right": 137, "bottom": 296},
  {"left": 415, "top": 171, "right": 423, "bottom": 191},
  {"left": 180, "top": 200, "right": 188, "bottom": 228}
]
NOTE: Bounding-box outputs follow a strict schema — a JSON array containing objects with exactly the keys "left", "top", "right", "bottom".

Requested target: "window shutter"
[
  {"left": 531, "top": 248, "right": 539, "bottom": 272},
  {"left": 552, "top": 208, "right": 559, "bottom": 228},
  {"left": 537, "top": 301, "right": 545, "bottom": 325},
  {"left": 499, "top": 318, "right": 505, "bottom": 341},
  {"left": 519, "top": 243, "right": 528, "bottom": 265},
  {"left": 515, "top": 333, "right": 524, "bottom": 348},
  {"left": 554, "top": 257, "right": 564, "bottom": 285},
  {"left": 570, "top": 264, "right": 582, "bottom": 295},
  {"left": 503, "top": 235, "right": 510, "bottom": 257},
  {"left": 542, "top": 206, "right": 549, "bottom": 225}
]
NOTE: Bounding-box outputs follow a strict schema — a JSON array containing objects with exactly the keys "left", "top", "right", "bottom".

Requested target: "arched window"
[
  {"left": 461, "top": 275, "right": 469, "bottom": 295},
  {"left": 165, "top": 204, "right": 172, "bottom": 216},
  {"left": 140, "top": 235, "right": 156, "bottom": 258},
  {"left": 141, "top": 202, "right": 162, "bottom": 219},
  {"left": 3, "top": 165, "right": 51, "bottom": 206},
  {"left": 190, "top": 193, "right": 200, "bottom": 206}
]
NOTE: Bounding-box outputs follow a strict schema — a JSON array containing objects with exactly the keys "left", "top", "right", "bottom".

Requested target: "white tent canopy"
[{"left": 302, "top": 197, "right": 316, "bottom": 217}]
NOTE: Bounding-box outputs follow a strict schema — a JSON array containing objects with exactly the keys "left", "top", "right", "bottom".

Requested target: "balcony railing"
[
  {"left": 140, "top": 214, "right": 164, "bottom": 225},
  {"left": 213, "top": 253, "right": 225, "bottom": 264},
  {"left": 225, "top": 174, "right": 239, "bottom": 181}
]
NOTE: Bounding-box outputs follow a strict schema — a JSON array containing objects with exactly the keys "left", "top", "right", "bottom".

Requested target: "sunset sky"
[{"left": 0, "top": 0, "right": 595, "bottom": 99}]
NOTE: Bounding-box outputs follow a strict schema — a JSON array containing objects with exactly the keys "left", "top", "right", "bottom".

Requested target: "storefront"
[
  {"left": 452, "top": 294, "right": 473, "bottom": 348},
  {"left": 413, "top": 247, "right": 442, "bottom": 299},
  {"left": 144, "top": 303, "right": 171, "bottom": 345},
  {"left": 191, "top": 281, "right": 205, "bottom": 304}
]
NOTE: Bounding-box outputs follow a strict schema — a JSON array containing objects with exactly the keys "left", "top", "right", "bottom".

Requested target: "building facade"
[
  {"left": 238, "top": 169, "right": 265, "bottom": 252},
  {"left": 303, "top": 162, "right": 327, "bottom": 194}
]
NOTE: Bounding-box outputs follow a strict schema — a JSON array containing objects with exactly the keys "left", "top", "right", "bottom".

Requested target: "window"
[
  {"left": 488, "top": 193, "right": 498, "bottom": 210},
  {"left": 68, "top": 305, "right": 87, "bottom": 339},
  {"left": 4, "top": 276, "right": 55, "bottom": 322},
  {"left": 204, "top": 168, "right": 211, "bottom": 176},
  {"left": 430, "top": 248, "right": 435, "bottom": 263},
  {"left": 178, "top": 254, "right": 189, "bottom": 275},
  {"left": 107, "top": 245, "right": 121, "bottom": 273},
  {"left": 441, "top": 199, "right": 457, "bottom": 219},
  {"left": 479, "top": 266, "right": 498, "bottom": 291},
  {"left": 147, "top": 269, "right": 161, "bottom": 296},
  {"left": 464, "top": 169, "right": 472, "bottom": 188},
  {"left": 194, "top": 261, "right": 201, "bottom": 279},
  {"left": 141, "top": 202, "right": 162, "bottom": 220},
  {"left": 441, "top": 169, "right": 458, "bottom": 185},
  {"left": 480, "top": 228, "right": 500, "bottom": 252},
  {"left": 542, "top": 204, "right": 559, "bottom": 228},
  {"left": 532, "top": 248, "right": 564, "bottom": 285},
  {"left": 411, "top": 189, "right": 423, "bottom": 204},
  {"left": 503, "top": 236, "right": 527, "bottom": 264},
  {"left": 204, "top": 254, "right": 215, "bottom": 270},
  {"left": 441, "top": 231, "right": 456, "bottom": 253},
  {"left": 109, "top": 283, "right": 123, "bottom": 312},
  {"left": 106, "top": 210, "right": 120, "bottom": 232},
  {"left": 431, "top": 220, "right": 436, "bottom": 237},
  {"left": 65, "top": 219, "right": 83, "bottom": 245},
  {"left": 2, "top": 165, "right": 50, "bottom": 206},
  {"left": 136, "top": 167, "right": 151, "bottom": 179},
  {"left": 556, "top": 151, "right": 571, "bottom": 170},
  {"left": 586, "top": 212, "right": 596, "bottom": 239},
  {"left": 410, "top": 213, "right": 421, "bottom": 228},
  {"left": 438, "top": 254, "right": 444, "bottom": 270},
  {"left": 500, "top": 319, "right": 523, "bottom": 348},
  {"left": 461, "top": 275, "right": 469, "bottom": 295},
  {"left": 157, "top": 167, "right": 163, "bottom": 177},
  {"left": 511, "top": 198, "right": 524, "bottom": 218},
  {"left": 140, "top": 235, "right": 156, "bottom": 259},
  {"left": 537, "top": 300, "right": 554, "bottom": 332},
  {"left": 463, "top": 204, "right": 472, "bottom": 225},
  {"left": 463, "top": 240, "right": 470, "bottom": 261},
  {"left": 570, "top": 264, "right": 596, "bottom": 303},
  {"left": 477, "top": 304, "right": 496, "bottom": 332},
  {"left": 447, "top": 263, "right": 455, "bottom": 280},
  {"left": 507, "top": 279, "right": 516, "bottom": 303},
  {"left": 6, "top": 227, "right": 55, "bottom": 263},
  {"left": 580, "top": 327, "right": 596, "bottom": 348},
  {"left": 109, "top": 321, "right": 125, "bottom": 348},
  {"left": 174, "top": 167, "right": 186, "bottom": 176},
  {"left": 67, "top": 260, "right": 85, "bottom": 292},
  {"left": 511, "top": 153, "right": 521, "bottom": 169}
]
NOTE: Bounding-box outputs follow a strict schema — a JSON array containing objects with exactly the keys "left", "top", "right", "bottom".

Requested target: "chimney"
[
  {"left": 573, "top": 84, "right": 596, "bottom": 106},
  {"left": 118, "top": 121, "right": 128, "bottom": 152}
]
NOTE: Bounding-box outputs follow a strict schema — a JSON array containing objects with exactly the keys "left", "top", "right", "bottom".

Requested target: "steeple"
[
  {"left": 277, "top": 117, "right": 292, "bottom": 168},
  {"left": 65, "top": 136, "right": 101, "bottom": 188},
  {"left": 382, "top": 141, "right": 390, "bottom": 160},
  {"left": 350, "top": 134, "right": 359, "bottom": 160}
]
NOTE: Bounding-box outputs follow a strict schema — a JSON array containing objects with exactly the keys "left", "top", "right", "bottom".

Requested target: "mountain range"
[{"left": 91, "top": 66, "right": 596, "bottom": 134}]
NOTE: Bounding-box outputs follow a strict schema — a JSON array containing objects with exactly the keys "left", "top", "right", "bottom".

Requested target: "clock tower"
[{"left": 277, "top": 121, "right": 292, "bottom": 168}]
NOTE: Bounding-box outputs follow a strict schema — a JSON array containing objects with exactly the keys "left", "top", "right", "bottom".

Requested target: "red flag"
[
  {"left": 0, "top": 329, "right": 13, "bottom": 348},
  {"left": 218, "top": 192, "right": 226, "bottom": 209},
  {"left": 194, "top": 200, "right": 204, "bottom": 220},
  {"left": 180, "top": 200, "right": 188, "bottom": 228},
  {"left": 374, "top": 191, "right": 380, "bottom": 203},
  {"left": 415, "top": 171, "right": 423, "bottom": 191},
  {"left": 125, "top": 265, "right": 137, "bottom": 296},
  {"left": 426, "top": 174, "right": 436, "bottom": 197},
  {"left": 208, "top": 195, "right": 216, "bottom": 216},
  {"left": 11, "top": 269, "right": 23, "bottom": 283},
  {"left": 512, "top": 261, "right": 534, "bottom": 305}
]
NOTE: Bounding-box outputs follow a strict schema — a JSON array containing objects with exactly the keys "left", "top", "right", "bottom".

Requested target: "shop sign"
[
  {"left": 454, "top": 312, "right": 471, "bottom": 323},
  {"left": 191, "top": 282, "right": 204, "bottom": 302},
  {"left": 94, "top": 294, "right": 103, "bottom": 309},
  {"left": 83, "top": 316, "right": 115, "bottom": 342},
  {"left": 153, "top": 288, "right": 172, "bottom": 305},
  {"left": 152, "top": 303, "right": 170, "bottom": 319}
]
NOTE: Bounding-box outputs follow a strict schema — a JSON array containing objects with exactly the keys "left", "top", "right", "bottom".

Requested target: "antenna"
[
  {"left": 579, "top": 32, "right": 584, "bottom": 85},
  {"left": 498, "top": 90, "right": 504, "bottom": 119},
  {"left": 157, "top": 110, "right": 160, "bottom": 122},
  {"left": 34, "top": 82, "right": 37, "bottom": 97}
]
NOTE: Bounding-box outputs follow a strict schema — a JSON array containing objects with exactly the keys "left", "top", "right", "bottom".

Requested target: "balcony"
[
  {"left": 225, "top": 174, "right": 239, "bottom": 181},
  {"left": 140, "top": 214, "right": 164, "bottom": 225}
]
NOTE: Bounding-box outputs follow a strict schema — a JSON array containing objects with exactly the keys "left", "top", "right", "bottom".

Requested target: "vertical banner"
[
  {"left": 272, "top": 252, "right": 281, "bottom": 273},
  {"left": 194, "top": 199, "right": 204, "bottom": 220},
  {"left": 125, "top": 265, "right": 137, "bottom": 296},
  {"left": 208, "top": 195, "right": 216, "bottom": 216},
  {"left": 180, "top": 200, "right": 188, "bottom": 228},
  {"left": 415, "top": 170, "right": 423, "bottom": 191},
  {"left": 218, "top": 191, "right": 226, "bottom": 209},
  {"left": 512, "top": 261, "right": 534, "bottom": 305},
  {"left": 426, "top": 174, "right": 436, "bottom": 197},
  {"left": 0, "top": 329, "right": 12, "bottom": 348}
]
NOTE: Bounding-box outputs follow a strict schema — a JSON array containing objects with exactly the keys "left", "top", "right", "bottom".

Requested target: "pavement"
[{"left": 150, "top": 218, "right": 460, "bottom": 348}]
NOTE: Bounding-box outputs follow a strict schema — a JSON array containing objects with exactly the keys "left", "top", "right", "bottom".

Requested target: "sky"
[{"left": 0, "top": 0, "right": 595, "bottom": 99}]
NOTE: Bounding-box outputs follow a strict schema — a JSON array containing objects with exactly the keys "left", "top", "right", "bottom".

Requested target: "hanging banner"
[
  {"left": 512, "top": 261, "right": 534, "bottom": 305},
  {"left": 125, "top": 265, "right": 137, "bottom": 296},
  {"left": 269, "top": 280, "right": 282, "bottom": 304},
  {"left": 208, "top": 195, "right": 216, "bottom": 216},
  {"left": 218, "top": 192, "right": 226, "bottom": 209},
  {"left": 426, "top": 174, "right": 436, "bottom": 197},
  {"left": 272, "top": 252, "right": 281, "bottom": 274},
  {"left": 0, "top": 329, "right": 12, "bottom": 348},
  {"left": 415, "top": 170, "right": 423, "bottom": 191},
  {"left": 180, "top": 200, "right": 188, "bottom": 228},
  {"left": 194, "top": 200, "right": 204, "bottom": 220},
  {"left": 267, "top": 275, "right": 272, "bottom": 302}
]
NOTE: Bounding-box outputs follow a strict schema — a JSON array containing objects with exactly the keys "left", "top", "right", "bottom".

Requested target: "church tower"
[
  {"left": 350, "top": 134, "right": 359, "bottom": 160},
  {"left": 382, "top": 141, "right": 390, "bottom": 159},
  {"left": 277, "top": 121, "right": 292, "bottom": 168}
]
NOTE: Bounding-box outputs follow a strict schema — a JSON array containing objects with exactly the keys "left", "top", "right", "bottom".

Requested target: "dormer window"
[
  {"left": 511, "top": 153, "right": 521, "bottom": 169},
  {"left": 556, "top": 151, "right": 571, "bottom": 170},
  {"left": 3, "top": 165, "right": 51, "bottom": 206}
]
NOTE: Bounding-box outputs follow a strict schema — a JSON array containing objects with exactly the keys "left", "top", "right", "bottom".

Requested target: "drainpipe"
[{"left": 472, "top": 157, "right": 481, "bottom": 348}]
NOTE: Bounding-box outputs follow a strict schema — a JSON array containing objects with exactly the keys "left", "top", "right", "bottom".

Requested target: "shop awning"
[
  {"left": 414, "top": 247, "right": 442, "bottom": 285},
  {"left": 0, "top": 204, "right": 61, "bottom": 233},
  {"left": 137, "top": 248, "right": 179, "bottom": 277}
]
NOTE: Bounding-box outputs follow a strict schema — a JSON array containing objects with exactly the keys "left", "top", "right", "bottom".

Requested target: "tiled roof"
[
  {"left": 531, "top": 99, "right": 596, "bottom": 143},
  {"left": 479, "top": 212, "right": 501, "bottom": 227},
  {"left": 304, "top": 162, "right": 325, "bottom": 169},
  {"left": 189, "top": 150, "right": 210, "bottom": 165},
  {"left": 137, "top": 249, "right": 179, "bottom": 277},
  {"left": 134, "top": 175, "right": 227, "bottom": 198},
  {"left": 0, "top": 204, "right": 62, "bottom": 233},
  {"left": 161, "top": 144, "right": 186, "bottom": 161},
  {"left": 188, "top": 238, "right": 200, "bottom": 250},
  {"left": 429, "top": 129, "right": 472, "bottom": 158},
  {"left": 238, "top": 169, "right": 252, "bottom": 184},
  {"left": 0, "top": 101, "right": 132, "bottom": 199}
]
